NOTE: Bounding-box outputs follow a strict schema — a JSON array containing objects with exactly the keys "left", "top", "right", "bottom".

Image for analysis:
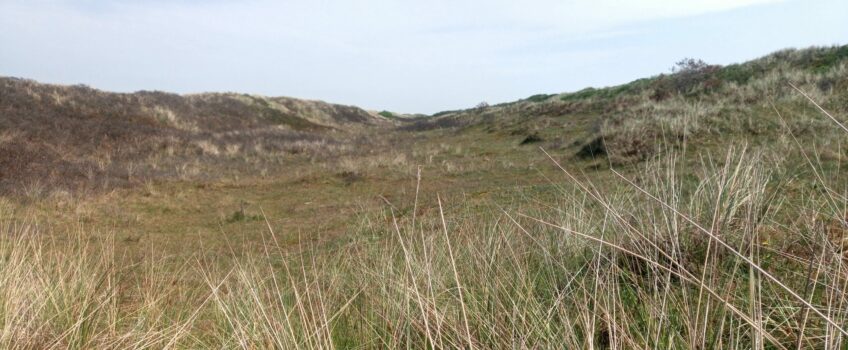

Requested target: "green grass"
[
  {"left": 4, "top": 127, "right": 847, "bottom": 347},
  {"left": 525, "top": 93, "right": 554, "bottom": 103},
  {"left": 2, "top": 44, "right": 848, "bottom": 348}
]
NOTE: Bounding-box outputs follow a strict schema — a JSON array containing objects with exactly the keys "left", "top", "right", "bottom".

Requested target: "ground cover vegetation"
[{"left": 0, "top": 45, "right": 847, "bottom": 348}]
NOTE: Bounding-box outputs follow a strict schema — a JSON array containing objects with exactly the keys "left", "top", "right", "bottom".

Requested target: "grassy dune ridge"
[{"left": 0, "top": 45, "right": 847, "bottom": 348}]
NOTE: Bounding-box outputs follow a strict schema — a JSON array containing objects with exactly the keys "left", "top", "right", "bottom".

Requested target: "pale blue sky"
[{"left": 1, "top": 0, "right": 846, "bottom": 114}]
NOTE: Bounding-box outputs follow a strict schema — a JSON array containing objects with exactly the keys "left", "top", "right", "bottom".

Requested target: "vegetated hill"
[
  {"left": 3, "top": 45, "right": 846, "bottom": 195},
  {"left": 406, "top": 45, "right": 848, "bottom": 164},
  {"left": 0, "top": 78, "right": 389, "bottom": 194}
]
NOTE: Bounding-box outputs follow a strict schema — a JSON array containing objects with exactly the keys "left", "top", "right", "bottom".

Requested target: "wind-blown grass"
[
  {"left": 3, "top": 115, "right": 846, "bottom": 349},
  {"left": 1, "top": 73, "right": 847, "bottom": 348}
]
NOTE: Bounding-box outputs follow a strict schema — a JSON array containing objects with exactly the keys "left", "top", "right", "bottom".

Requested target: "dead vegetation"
[
  {"left": 0, "top": 78, "right": 388, "bottom": 195},
  {"left": 1, "top": 44, "right": 848, "bottom": 349}
]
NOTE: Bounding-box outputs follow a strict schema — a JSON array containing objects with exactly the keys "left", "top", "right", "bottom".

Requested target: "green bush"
[
  {"left": 809, "top": 45, "right": 848, "bottom": 73},
  {"left": 525, "top": 94, "right": 553, "bottom": 103},
  {"left": 717, "top": 64, "right": 757, "bottom": 84}
]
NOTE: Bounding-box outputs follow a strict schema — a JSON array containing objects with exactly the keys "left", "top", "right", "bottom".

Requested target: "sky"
[{"left": 1, "top": 0, "right": 846, "bottom": 114}]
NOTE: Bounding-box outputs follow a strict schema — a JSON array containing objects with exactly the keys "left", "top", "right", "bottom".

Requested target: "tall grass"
[
  {"left": 1, "top": 103, "right": 846, "bottom": 348},
  {"left": 0, "top": 225, "right": 203, "bottom": 349}
]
